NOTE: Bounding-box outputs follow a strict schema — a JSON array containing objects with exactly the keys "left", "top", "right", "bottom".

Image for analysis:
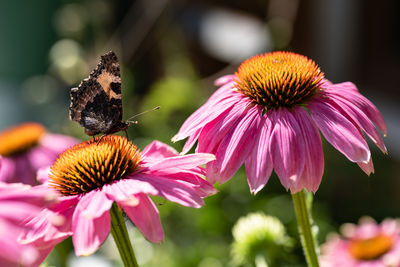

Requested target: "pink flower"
[
  {"left": 21, "top": 136, "right": 216, "bottom": 261},
  {"left": 173, "top": 51, "right": 387, "bottom": 193},
  {"left": 320, "top": 217, "right": 400, "bottom": 267},
  {"left": 0, "top": 182, "right": 55, "bottom": 267},
  {"left": 0, "top": 122, "right": 78, "bottom": 185}
]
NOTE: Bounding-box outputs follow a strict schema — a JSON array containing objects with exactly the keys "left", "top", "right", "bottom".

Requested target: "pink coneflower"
[
  {"left": 0, "top": 122, "right": 78, "bottom": 185},
  {"left": 21, "top": 136, "right": 216, "bottom": 262},
  {"left": 0, "top": 182, "right": 55, "bottom": 266},
  {"left": 320, "top": 218, "right": 400, "bottom": 267},
  {"left": 173, "top": 51, "right": 387, "bottom": 193}
]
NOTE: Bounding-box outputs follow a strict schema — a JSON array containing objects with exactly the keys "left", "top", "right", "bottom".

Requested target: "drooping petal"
[
  {"left": 72, "top": 206, "right": 111, "bottom": 256},
  {"left": 212, "top": 104, "right": 262, "bottom": 184},
  {"left": 290, "top": 107, "right": 324, "bottom": 193},
  {"left": 146, "top": 153, "right": 216, "bottom": 174},
  {"left": 75, "top": 190, "right": 113, "bottom": 220},
  {"left": 121, "top": 193, "right": 164, "bottom": 243},
  {"left": 269, "top": 109, "right": 305, "bottom": 190},
  {"left": 103, "top": 179, "right": 158, "bottom": 203},
  {"left": 37, "top": 166, "right": 51, "bottom": 184},
  {"left": 156, "top": 171, "right": 217, "bottom": 197},
  {"left": 357, "top": 157, "right": 374, "bottom": 175},
  {"left": 324, "top": 82, "right": 387, "bottom": 135},
  {"left": 214, "top": 74, "right": 236, "bottom": 86},
  {"left": 245, "top": 115, "right": 273, "bottom": 194},
  {"left": 197, "top": 98, "right": 251, "bottom": 155},
  {"left": 134, "top": 173, "right": 204, "bottom": 207},
  {"left": 20, "top": 208, "right": 73, "bottom": 247},
  {"left": 308, "top": 99, "right": 371, "bottom": 163},
  {"left": 142, "top": 140, "right": 178, "bottom": 159},
  {"left": 172, "top": 85, "right": 243, "bottom": 142},
  {"left": 0, "top": 220, "right": 38, "bottom": 266},
  {"left": 324, "top": 91, "right": 386, "bottom": 153},
  {"left": 39, "top": 133, "right": 78, "bottom": 153},
  {"left": 181, "top": 128, "right": 201, "bottom": 154},
  {"left": 199, "top": 99, "right": 257, "bottom": 184}
]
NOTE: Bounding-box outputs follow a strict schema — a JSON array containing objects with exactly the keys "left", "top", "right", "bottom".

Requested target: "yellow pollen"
[
  {"left": 348, "top": 234, "right": 394, "bottom": 261},
  {"left": 49, "top": 135, "right": 141, "bottom": 196},
  {"left": 0, "top": 122, "right": 46, "bottom": 157},
  {"left": 235, "top": 51, "right": 324, "bottom": 109}
]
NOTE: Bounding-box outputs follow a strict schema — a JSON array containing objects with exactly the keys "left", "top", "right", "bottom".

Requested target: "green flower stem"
[
  {"left": 291, "top": 190, "right": 319, "bottom": 267},
  {"left": 110, "top": 203, "right": 139, "bottom": 267}
]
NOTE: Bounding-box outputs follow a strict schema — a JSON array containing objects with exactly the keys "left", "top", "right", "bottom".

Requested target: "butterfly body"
[{"left": 69, "top": 51, "right": 129, "bottom": 136}]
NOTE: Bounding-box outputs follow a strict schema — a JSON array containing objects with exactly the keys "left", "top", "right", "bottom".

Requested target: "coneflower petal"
[
  {"left": 291, "top": 107, "right": 324, "bottom": 193},
  {"left": 309, "top": 99, "right": 371, "bottom": 163},
  {"left": 245, "top": 115, "right": 273, "bottom": 194},
  {"left": 216, "top": 105, "right": 262, "bottom": 183},
  {"left": 269, "top": 109, "right": 305, "bottom": 190},
  {"left": 122, "top": 193, "right": 164, "bottom": 243}
]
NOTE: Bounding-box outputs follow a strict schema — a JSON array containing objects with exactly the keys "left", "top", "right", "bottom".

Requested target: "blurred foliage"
[{"left": 0, "top": 0, "right": 398, "bottom": 266}]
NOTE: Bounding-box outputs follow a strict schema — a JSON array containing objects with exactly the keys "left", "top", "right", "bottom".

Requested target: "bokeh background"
[{"left": 0, "top": 0, "right": 399, "bottom": 266}]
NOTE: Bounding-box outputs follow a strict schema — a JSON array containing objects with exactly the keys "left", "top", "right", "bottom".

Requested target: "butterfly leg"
[
  {"left": 124, "top": 129, "right": 129, "bottom": 140},
  {"left": 96, "top": 134, "right": 107, "bottom": 145}
]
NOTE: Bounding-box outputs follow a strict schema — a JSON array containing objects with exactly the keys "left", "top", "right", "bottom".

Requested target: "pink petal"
[
  {"left": 27, "top": 146, "right": 56, "bottom": 171},
  {"left": 197, "top": 98, "right": 251, "bottom": 155},
  {"left": 75, "top": 190, "right": 113, "bottom": 219},
  {"left": 21, "top": 208, "right": 72, "bottom": 247},
  {"left": 214, "top": 75, "right": 236, "bottom": 86},
  {"left": 269, "top": 109, "right": 305, "bottom": 190},
  {"left": 134, "top": 173, "right": 204, "bottom": 207},
  {"left": 146, "top": 153, "right": 216, "bottom": 174},
  {"left": 142, "top": 140, "right": 178, "bottom": 159},
  {"left": 245, "top": 115, "right": 273, "bottom": 194},
  {"left": 37, "top": 166, "right": 51, "bottom": 184},
  {"left": 0, "top": 155, "right": 35, "bottom": 185},
  {"left": 325, "top": 82, "right": 387, "bottom": 135},
  {"left": 290, "top": 107, "right": 324, "bottom": 193},
  {"left": 39, "top": 133, "right": 78, "bottom": 153},
  {"left": 0, "top": 201, "right": 43, "bottom": 222},
  {"left": 0, "top": 220, "right": 38, "bottom": 266},
  {"left": 357, "top": 158, "right": 374, "bottom": 175},
  {"left": 103, "top": 179, "right": 158, "bottom": 202},
  {"left": 172, "top": 85, "right": 242, "bottom": 142},
  {"left": 324, "top": 91, "right": 386, "bottom": 153},
  {"left": 120, "top": 193, "right": 164, "bottom": 243},
  {"left": 214, "top": 104, "right": 263, "bottom": 183},
  {"left": 157, "top": 172, "right": 217, "bottom": 198},
  {"left": 72, "top": 206, "right": 111, "bottom": 256},
  {"left": 181, "top": 128, "right": 201, "bottom": 154},
  {"left": 308, "top": 99, "right": 371, "bottom": 163}
]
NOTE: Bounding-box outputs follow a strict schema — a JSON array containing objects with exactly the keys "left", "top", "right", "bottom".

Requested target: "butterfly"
[{"left": 69, "top": 51, "right": 130, "bottom": 137}]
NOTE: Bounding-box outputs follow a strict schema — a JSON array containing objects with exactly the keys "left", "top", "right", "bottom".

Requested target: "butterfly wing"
[{"left": 69, "top": 51, "right": 124, "bottom": 136}]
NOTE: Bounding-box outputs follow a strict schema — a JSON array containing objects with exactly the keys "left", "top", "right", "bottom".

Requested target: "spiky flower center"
[
  {"left": 0, "top": 122, "right": 46, "bottom": 157},
  {"left": 49, "top": 135, "right": 141, "bottom": 196},
  {"left": 235, "top": 51, "right": 324, "bottom": 109},
  {"left": 348, "top": 234, "right": 394, "bottom": 260}
]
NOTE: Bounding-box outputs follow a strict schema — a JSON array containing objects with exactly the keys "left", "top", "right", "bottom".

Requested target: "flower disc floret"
[
  {"left": 235, "top": 51, "right": 324, "bottom": 109},
  {"left": 0, "top": 122, "right": 46, "bottom": 157},
  {"left": 49, "top": 135, "right": 141, "bottom": 196},
  {"left": 348, "top": 234, "right": 394, "bottom": 261}
]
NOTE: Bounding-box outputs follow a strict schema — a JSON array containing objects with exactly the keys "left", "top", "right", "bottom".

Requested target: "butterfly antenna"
[{"left": 126, "top": 106, "right": 160, "bottom": 123}]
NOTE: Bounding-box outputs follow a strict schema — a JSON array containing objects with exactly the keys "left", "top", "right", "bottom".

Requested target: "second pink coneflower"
[{"left": 173, "top": 51, "right": 387, "bottom": 193}]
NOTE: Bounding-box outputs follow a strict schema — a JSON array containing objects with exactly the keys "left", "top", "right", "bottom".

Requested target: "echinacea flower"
[
  {"left": 173, "top": 51, "right": 387, "bottom": 194},
  {"left": 320, "top": 217, "right": 400, "bottom": 267},
  {"left": 21, "top": 136, "right": 216, "bottom": 263},
  {"left": 0, "top": 122, "right": 78, "bottom": 185},
  {"left": 0, "top": 182, "right": 55, "bottom": 267}
]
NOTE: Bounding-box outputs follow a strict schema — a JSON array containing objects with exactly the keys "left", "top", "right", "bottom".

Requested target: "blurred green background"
[{"left": 0, "top": 0, "right": 399, "bottom": 266}]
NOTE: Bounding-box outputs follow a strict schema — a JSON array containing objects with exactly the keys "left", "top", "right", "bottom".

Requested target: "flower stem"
[
  {"left": 291, "top": 190, "right": 319, "bottom": 267},
  {"left": 110, "top": 203, "right": 139, "bottom": 267}
]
